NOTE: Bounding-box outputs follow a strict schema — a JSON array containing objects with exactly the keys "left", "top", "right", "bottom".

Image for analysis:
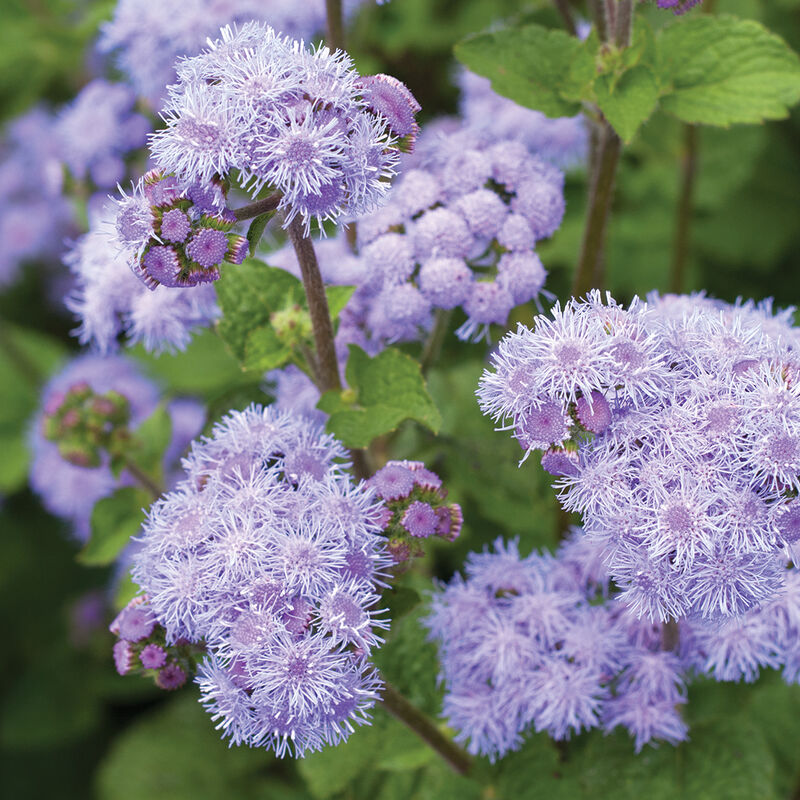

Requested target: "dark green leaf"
[
  {"left": 322, "top": 345, "right": 441, "bottom": 448},
  {"left": 246, "top": 211, "right": 275, "bottom": 255},
  {"left": 78, "top": 487, "right": 150, "bottom": 566},
  {"left": 454, "top": 24, "right": 593, "bottom": 118}
]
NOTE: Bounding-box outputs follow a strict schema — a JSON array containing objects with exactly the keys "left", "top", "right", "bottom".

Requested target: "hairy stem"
[
  {"left": 232, "top": 193, "right": 282, "bottom": 221},
  {"left": 286, "top": 216, "right": 342, "bottom": 394},
  {"left": 669, "top": 124, "right": 698, "bottom": 294},
  {"left": 552, "top": 0, "right": 577, "bottom": 36},
  {"left": 614, "top": 0, "right": 634, "bottom": 48},
  {"left": 588, "top": 0, "right": 609, "bottom": 42},
  {"left": 662, "top": 618, "right": 680, "bottom": 652},
  {"left": 325, "top": 0, "right": 345, "bottom": 51},
  {"left": 123, "top": 459, "right": 163, "bottom": 501},
  {"left": 420, "top": 309, "right": 452, "bottom": 376},
  {"left": 571, "top": 122, "right": 622, "bottom": 296},
  {"left": 381, "top": 682, "right": 472, "bottom": 776}
]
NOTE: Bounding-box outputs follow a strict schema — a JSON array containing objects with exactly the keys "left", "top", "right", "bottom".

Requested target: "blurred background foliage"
[{"left": 2, "top": 0, "right": 800, "bottom": 798}]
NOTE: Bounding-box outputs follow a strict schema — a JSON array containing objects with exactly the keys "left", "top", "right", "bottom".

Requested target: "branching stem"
[
  {"left": 553, "top": 0, "right": 577, "bottom": 36},
  {"left": 325, "top": 0, "right": 345, "bottom": 51},
  {"left": 123, "top": 459, "right": 163, "bottom": 501},
  {"left": 233, "top": 193, "right": 282, "bottom": 221},
  {"left": 381, "top": 681, "right": 472, "bottom": 776},
  {"left": 669, "top": 125, "right": 698, "bottom": 294}
]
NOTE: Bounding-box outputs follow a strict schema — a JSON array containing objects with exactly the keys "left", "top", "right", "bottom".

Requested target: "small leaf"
[
  {"left": 657, "top": 15, "right": 800, "bottom": 126},
  {"left": 128, "top": 404, "right": 172, "bottom": 481},
  {"left": 322, "top": 346, "right": 441, "bottom": 448},
  {"left": 245, "top": 211, "right": 275, "bottom": 255},
  {"left": 326, "top": 285, "right": 356, "bottom": 321},
  {"left": 78, "top": 487, "right": 150, "bottom": 566},
  {"left": 454, "top": 24, "right": 593, "bottom": 118},
  {"left": 595, "top": 65, "right": 660, "bottom": 143}
]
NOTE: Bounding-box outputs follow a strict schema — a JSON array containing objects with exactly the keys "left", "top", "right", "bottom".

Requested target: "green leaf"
[
  {"left": 78, "top": 487, "right": 150, "bottom": 566},
  {"left": 454, "top": 24, "right": 593, "bottom": 118},
  {"left": 326, "top": 285, "right": 356, "bottom": 321},
  {"left": 128, "top": 404, "right": 172, "bottom": 481},
  {"left": 216, "top": 257, "right": 304, "bottom": 371},
  {"left": 320, "top": 345, "right": 441, "bottom": 448},
  {"left": 595, "top": 65, "right": 660, "bottom": 144},
  {"left": 245, "top": 211, "right": 275, "bottom": 256},
  {"left": 96, "top": 693, "right": 277, "bottom": 800},
  {"left": 658, "top": 15, "right": 800, "bottom": 126}
]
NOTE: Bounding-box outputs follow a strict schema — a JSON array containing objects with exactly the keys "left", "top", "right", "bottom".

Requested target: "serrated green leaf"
[
  {"left": 454, "top": 24, "right": 592, "bottom": 118},
  {"left": 245, "top": 211, "right": 275, "bottom": 255},
  {"left": 323, "top": 346, "right": 441, "bottom": 448},
  {"left": 216, "top": 257, "right": 303, "bottom": 370},
  {"left": 244, "top": 325, "right": 291, "bottom": 372},
  {"left": 326, "top": 285, "right": 356, "bottom": 320},
  {"left": 127, "top": 404, "right": 172, "bottom": 482},
  {"left": 658, "top": 15, "right": 800, "bottom": 126},
  {"left": 78, "top": 487, "right": 149, "bottom": 566},
  {"left": 595, "top": 65, "right": 660, "bottom": 143}
]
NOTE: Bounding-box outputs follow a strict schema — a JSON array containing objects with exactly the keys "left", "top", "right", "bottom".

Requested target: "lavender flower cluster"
[
  {"left": 99, "top": 0, "right": 379, "bottom": 107},
  {"left": 115, "top": 170, "right": 248, "bottom": 288},
  {"left": 478, "top": 291, "right": 800, "bottom": 626},
  {"left": 66, "top": 203, "right": 219, "bottom": 353},
  {"left": 427, "top": 534, "right": 800, "bottom": 760},
  {"left": 351, "top": 125, "right": 562, "bottom": 343},
  {"left": 149, "top": 22, "right": 417, "bottom": 233},
  {"left": 0, "top": 108, "right": 73, "bottom": 285},
  {"left": 131, "top": 405, "right": 392, "bottom": 755}
]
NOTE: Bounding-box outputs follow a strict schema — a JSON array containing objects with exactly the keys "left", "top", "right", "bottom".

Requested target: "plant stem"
[
  {"left": 571, "top": 122, "right": 622, "bottom": 296},
  {"left": 233, "top": 193, "right": 281, "bottom": 221},
  {"left": 123, "top": 459, "right": 163, "bottom": 501},
  {"left": 552, "top": 0, "right": 577, "bottom": 36},
  {"left": 661, "top": 618, "right": 680, "bottom": 652},
  {"left": 286, "top": 216, "right": 342, "bottom": 394},
  {"left": 614, "top": 0, "right": 634, "bottom": 48},
  {"left": 589, "top": 0, "right": 609, "bottom": 42},
  {"left": 325, "top": 0, "right": 345, "bottom": 51},
  {"left": 669, "top": 124, "right": 698, "bottom": 294},
  {"left": 420, "top": 309, "right": 452, "bottom": 376},
  {"left": 381, "top": 682, "right": 472, "bottom": 776}
]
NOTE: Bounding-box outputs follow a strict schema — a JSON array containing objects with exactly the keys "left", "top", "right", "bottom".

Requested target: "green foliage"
[
  {"left": 216, "top": 257, "right": 351, "bottom": 375},
  {"left": 117, "top": 404, "right": 171, "bottom": 485},
  {"left": 455, "top": 13, "right": 800, "bottom": 143},
  {"left": 318, "top": 345, "right": 441, "bottom": 448},
  {"left": 245, "top": 211, "right": 277, "bottom": 256},
  {"left": 659, "top": 15, "right": 800, "bottom": 126},
  {"left": 78, "top": 487, "right": 150, "bottom": 567},
  {"left": 96, "top": 693, "right": 305, "bottom": 800},
  {"left": 0, "top": 322, "right": 67, "bottom": 493}
]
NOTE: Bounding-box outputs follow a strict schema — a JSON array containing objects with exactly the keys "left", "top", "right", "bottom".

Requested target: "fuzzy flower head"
[
  {"left": 130, "top": 404, "right": 391, "bottom": 755},
  {"left": 480, "top": 291, "right": 800, "bottom": 625},
  {"left": 149, "top": 23, "right": 418, "bottom": 234}
]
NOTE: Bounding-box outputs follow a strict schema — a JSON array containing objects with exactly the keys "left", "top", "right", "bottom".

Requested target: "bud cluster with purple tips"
[
  {"left": 128, "top": 405, "right": 393, "bottom": 755},
  {"left": 367, "top": 460, "right": 462, "bottom": 562},
  {"left": 479, "top": 290, "right": 800, "bottom": 627},
  {"left": 41, "top": 380, "right": 131, "bottom": 469},
  {"left": 111, "top": 596, "right": 205, "bottom": 689},
  {"left": 426, "top": 533, "right": 800, "bottom": 761},
  {"left": 115, "top": 170, "right": 248, "bottom": 288}
]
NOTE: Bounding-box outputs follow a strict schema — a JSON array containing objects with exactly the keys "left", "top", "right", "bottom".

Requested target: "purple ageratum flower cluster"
[
  {"left": 99, "top": 0, "right": 380, "bottom": 107},
  {"left": 366, "top": 460, "right": 462, "bottom": 562},
  {"left": 114, "top": 170, "right": 248, "bottom": 288},
  {"left": 348, "top": 124, "right": 561, "bottom": 344},
  {"left": 55, "top": 79, "right": 150, "bottom": 188},
  {"left": 131, "top": 405, "right": 392, "bottom": 755},
  {"left": 65, "top": 202, "right": 219, "bottom": 353},
  {"left": 149, "top": 23, "right": 418, "bottom": 233},
  {"left": 426, "top": 536, "right": 689, "bottom": 760},
  {"left": 478, "top": 291, "right": 800, "bottom": 625},
  {"left": 29, "top": 353, "right": 204, "bottom": 541},
  {"left": 0, "top": 107, "right": 74, "bottom": 285},
  {"left": 457, "top": 70, "right": 588, "bottom": 170}
]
